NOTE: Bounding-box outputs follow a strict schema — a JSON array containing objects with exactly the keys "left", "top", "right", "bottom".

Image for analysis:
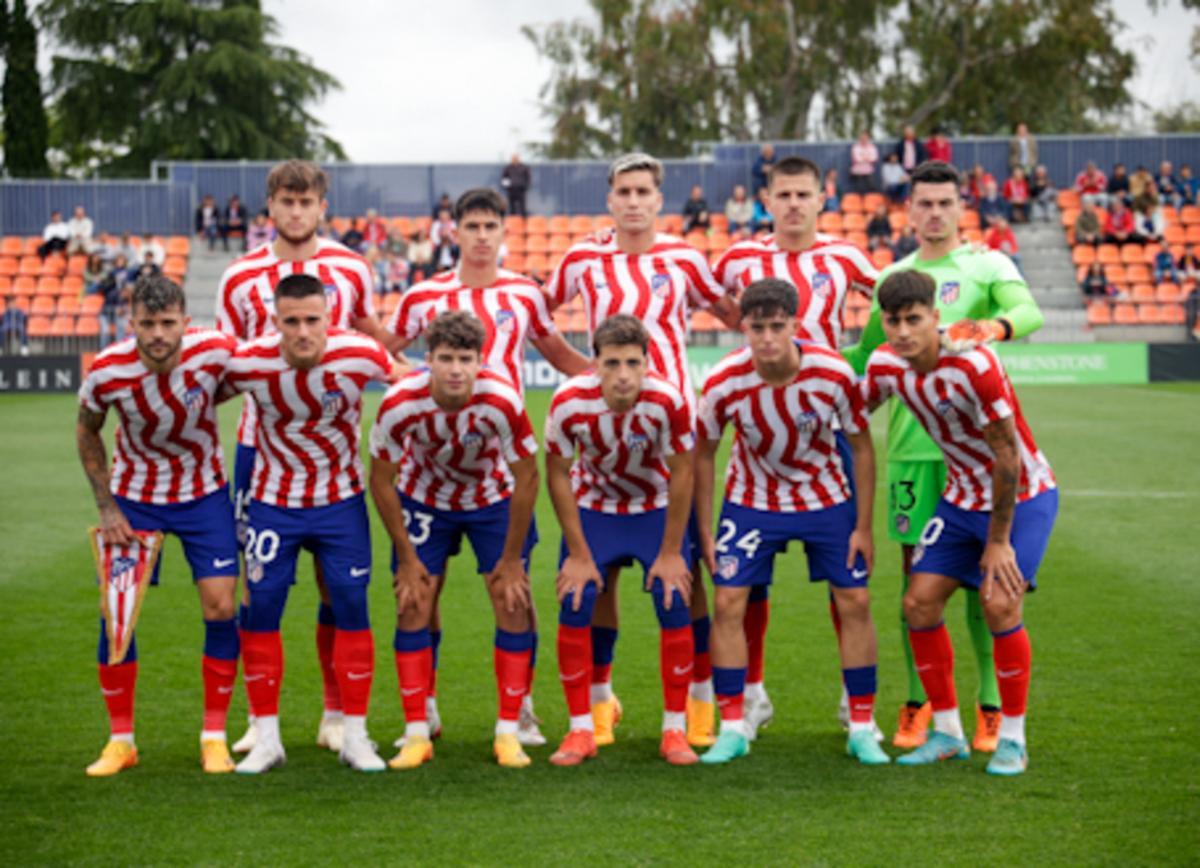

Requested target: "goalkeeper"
[{"left": 842, "top": 160, "right": 1043, "bottom": 753}]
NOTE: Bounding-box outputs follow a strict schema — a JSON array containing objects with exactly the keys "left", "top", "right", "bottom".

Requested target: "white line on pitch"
[{"left": 1065, "top": 490, "right": 1196, "bottom": 498}]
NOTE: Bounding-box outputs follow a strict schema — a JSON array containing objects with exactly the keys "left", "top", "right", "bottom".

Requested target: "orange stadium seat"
[
  {"left": 595, "top": 215, "right": 615, "bottom": 231},
  {"left": 0, "top": 257, "right": 16, "bottom": 277},
  {"left": 1126, "top": 264, "right": 1151, "bottom": 283},
  {"left": 661, "top": 215, "right": 685, "bottom": 235},
  {"left": 1120, "top": 244, "right": 1144, "bottom": 264},
  {"left": 504, "top": 216, "right": 525, "bottom": 235},
  {"left": 1156, "top": 282, "right": 1183, "bottom": 302},
  {"left": 39, "top": 256, "right": 65, "bottom": 277},
  {"left": 548, "top": 216, "right": 570, "bottom": 235},
  {"left": 862, "top": 193, "right": 885, "bottom": 213},
  {"left": 685, "top": 231, "right": 708, "bottom": 251},
  {"left": 166, "top": 236, "right": 190, "bottom": 256},
  {"left": 959, "top": 211, "right": 981, "bottom": 230},
  {"left": 12, "top": 276, "right": 36, "bottom": 297},
  {"left": 1096, "top": 244, "right": 1120, "bottom": 264},
  {"left": 1162, "top": 303, "right": 1186, "bottom": 324},
  {"left": 8, "top": 296, "right": 29, "bottom": 313},
  {"left": 817, "top": 213, "right": 843, "bottom": 233},
  {"left": 889, "top": 211, "right": 907, "bottom": 230},
  {"left": 1164, "top": 225, "right": 1186, "bottom": 245},
  {"left": 27, "top": 315, "right": 52, "bottom": 337},
  {"left": 871, "top": 248, "right": 894, "bottom": 268},
  {"left": 81, "top": 294, "right": 104, "bottom": 315},
  {"left": 0, "top": 276, "right": 11, "bottom": 296},
  {"left": 847, "top": 231, "right": 869, "bottom": 247},
  {"left": 1057, "top": 190, "right": 1081, "bottom": 210},
  {"left": 1130, "top": 283, "right": 1156, "bottom": 302},
  {"left": 62, "top": 275, "right": 84, "bottom": 295},
  {"left": 1112, "top": 303, "right": 1139, "bottom": 325},
  {"left": 21, "top": 237, "right": 41, "bottom": 256},
  {"left": 709, "top": 233, "right": 731, "bottom": 255},
  {"left": 504, "top": 253, "right": 525, "bottom": 273},
  {"left": 0, "top": 236, "right": 22, "bottom": 256},
  {"left": 36, "top": 277, "right": 60, "bottom": 296},
  {"left": 30, "top": 295, "right": 55, "bottom": 315},
  {"left": 525, "top": 216, "right": 548, "bottom": 235},
  {"left": 1141, "top": 244, "right": 1162, "bottom": 263},
  {"left": 711, "top": 215, "right": 729, "bottom": 233},
  {"left": 76, "top": 315, "right": 100, "bottom": 337},
  {"left": 840, "top": 194, "right": 863, "bottom": 213},
  {"left": 66, "top": 255, "right": 87, "bottom": 276},
  {"left": 525, "top": 235, "right": 549, "bottom": 254},
  {"left": 549, "top": 235, "right": 571, "bottom": 254},
  {"left": 18, "top": 256, "right": 39, "bottom": 275},
  {"left": 843, "top": 213, "right": 866, "bottom": 232},
  {"left": 1180, "top": 206, "right": 1200, "bottom": 225},
  {"left": 569, "top": 215, "right": 594, "bottom": 234},
  {"left": 1162, "top": 206, "right": 1180, "bottom": 226},
  {"left": 50, "top": 315, "right": 74, "bottom": 337},
  {"left": 53, "top": 294, "right": 80, "bottom": 315},
  {"left": 380, "top": 294, "right": 401, "bottom": 315},
  {"left": 164, "top": 255, "right": 187, "bottom": 274},
  {"left": 1060, "top": 208, "right": 1079, "bottom": 228},
  {"left": 505, "top": 234, "right": 527, "bottom": 254},
  {"left": 1087, "top": 302, "right": 1112, "bottom": 325},
  {"left": 962, "top": 229, "right": 983, "bottom": 244},
  {"left": 524, "top": 253, "right": 549, "bottom": 277},
  {"left": 690, "top": 311, "right": 721, "bottom": 332},
  {"left": 1186, "top": 226, "right": 1200, "bottom": 244},
  {"left": 1103, "top": 264, "right": 1126, "bottom": 284},
  {"left": 1137, "top": 303, "right": 1164, "bottom": 324}
]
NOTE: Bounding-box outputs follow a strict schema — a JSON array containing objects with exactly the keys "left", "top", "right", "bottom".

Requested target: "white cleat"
[
  {"left": 394, "top": 698, "right": 443, "bottom": 749},
  {"left": 316, "top": 714, "right": 345, "bottom": 753},
  {"left": 746, "top": 693, "right": 775, "bottom": 741},
  {"left": 517, "top": 694, "right": 547, "bottom": 747},
  {"left": 339, "top": 731, "right": 385, "bottom": 772},
  {"left": 231, "top": 717, "right": 258, "bottom": 754},
  {"left": 235, "top": 738, "right": 286, "bottom": 774}
]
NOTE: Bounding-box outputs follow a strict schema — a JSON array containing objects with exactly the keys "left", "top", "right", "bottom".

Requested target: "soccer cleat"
[
  {"left": 231, "top": 717, "right": 257, "bottom": 754},
  {"left": 316, "top": 715, "right": 345, "bottom": 753},
  {"left": 686, "top": 696, "right": 716, "bottom": 747},
  {"left": 235, "top": 739, "right": 286, "bottom": 775},
  {"left": 549, "top": 729, "right": 598, "bottom": 767},
  {"left": 200, "top": 738, "right": 235, "bottom": 774},
  {"left": 660, "top": 729, "right": 700, "bottom": 766},
  {"left": 985, "top": 738, "right": 1028, "bottom": 776},
  {"left": 389, "top": 736, "right": 434, "bottom": 770},
  {"left": 973, "top": 705, "right": 1002, "bottom": 753},
  {"left": 893, "top": 702, "right": 933, "bottom": 749},
  {"left": 837, "top": 690, "right": 850, "bottom": 731},
  {"left": 493, "top": 733, "right": 532, "bottom": 768},
  {"left": 591, "top": 696, "right": 623, "bottom": 746},
  {"left": 339, "top": 732, "right": 385, "bottom": 772},
  {"left": 517, "top": 694, "right": 547, "bottom": 747},
  {"left": 896, "top": 731, "right": 970, "bottom": 766},
  {"left": 699, "top": 730, "right": 750, "bottom": 765},
  {"left": 86, "top": 740, "right": 138, "bottom": 777},
  {"left": 846, "top": 730, "right": 891, "bottom": 765},
  {"left": 394, "top": 699, "right": 443, "bottom": 749},
  {"left": 746, "top": 694, "right": 775, "bottom": 741}
]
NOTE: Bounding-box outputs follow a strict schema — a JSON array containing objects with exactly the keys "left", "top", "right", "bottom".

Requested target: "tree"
[
  {"left": 3, "top": 0, "right": 51, "bottom": 177},
  {"left": 39, "top": 0, "right": 345, "bottom": 177}
]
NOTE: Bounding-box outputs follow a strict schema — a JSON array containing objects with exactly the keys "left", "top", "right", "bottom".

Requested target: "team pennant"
[{"left": 89, "top": 527, "right": 163, "bottom": 665}]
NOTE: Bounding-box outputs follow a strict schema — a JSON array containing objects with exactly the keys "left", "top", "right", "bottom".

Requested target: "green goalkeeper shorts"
[{"left": 886, "top": 460, "right": 948, "bottom": 545}]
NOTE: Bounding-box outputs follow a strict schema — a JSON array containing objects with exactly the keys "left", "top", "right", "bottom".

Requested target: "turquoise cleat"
[
  {"left": 699, "top": 730, "right": 750, "bottom": 765},
  {"left": 847, "top": 730, "right": 891, "bottom": 765},
  {"left": 985, "top": 738, "right": 1028, "bottom": 776},
  {"left": 896, "top": 730, "right": 970, "bottom": 765}
]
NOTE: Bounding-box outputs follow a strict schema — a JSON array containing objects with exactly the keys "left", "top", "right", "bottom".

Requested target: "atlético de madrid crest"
[{"left": 940, "top": 281, "right": 960, "bottom": 304}]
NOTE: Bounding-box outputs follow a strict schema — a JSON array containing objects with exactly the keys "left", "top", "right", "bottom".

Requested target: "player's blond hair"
[
  {"left": 608, "top": 152, "right": 663, "bottom": 188},
  {"left": 267, "top": 160, "right": 329, "bottom": 199}
]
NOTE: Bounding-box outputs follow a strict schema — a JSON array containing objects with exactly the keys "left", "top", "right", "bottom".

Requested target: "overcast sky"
[{"left": 240, "top": 1, "right": 1200, "bottom": 162}]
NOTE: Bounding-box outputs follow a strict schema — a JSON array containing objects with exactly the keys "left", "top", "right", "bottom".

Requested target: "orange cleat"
[
  {"left": 973, "top": 705, "right": 1002, "bottom": 753},
  {"left": 892, "top": 701, "right": 932, "bottom": 749},
  {"left": 86, "top": 740, "right": 138, "bottom": 777},
  {"left": 660, "top": 729, "right": 699, "bottom": 766},
  {"left": 549, "top": 729, "right": 598, "bottom": 767},
  {"left": 591, "top": 696, "right": 623, "bottom": 746}
]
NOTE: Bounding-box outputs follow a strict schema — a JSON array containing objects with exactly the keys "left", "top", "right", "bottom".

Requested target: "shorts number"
[
  {"left": 244, "top": 527, "right": 281, "bottom": 563},
  {"left": 403, "top": 509, "right": 434, "bottom": 546},
  {"left": 891, "top": 480, "right": 916, "bottom": 511},
  {"left": 715, "top": 520, "right": 763, "bottom": 559},
  {"left": 918, "top": 517, "right": 945, "bottom": 547}
]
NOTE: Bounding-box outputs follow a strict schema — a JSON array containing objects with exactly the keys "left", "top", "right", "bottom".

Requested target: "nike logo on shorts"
[
  {"left": 213, "top": 558, "right": 236, "bottom": 569},
  {"left": 349, "top": 567, "right": 370, "bottom": 578},
  {"left": 851, "top": 568, "right": 869, "bottom": 580}
]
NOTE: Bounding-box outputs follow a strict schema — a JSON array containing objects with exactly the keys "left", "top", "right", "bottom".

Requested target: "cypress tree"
[{"left": 3, "top": 0, "right": 50, "bottom": 177}]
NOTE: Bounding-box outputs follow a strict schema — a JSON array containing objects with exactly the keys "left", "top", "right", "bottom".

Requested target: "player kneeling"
[
  {"left": 863, "top": 270, "right": 1057, "bottom": 776},
  {"left": 696, "top": 279, "right": 889, "bottom": 766},
  {"left": 543, "top": 315, "right": 699, "bottom": 767},
  {"left": 369, "top": 311, "right": 540, "bottom": 770}
]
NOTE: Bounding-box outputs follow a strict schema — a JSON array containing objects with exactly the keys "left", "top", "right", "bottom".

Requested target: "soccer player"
[
  {"left": 843, "top": 160, "right": 1045, "bottom": 751},
  {"left": 77, "top": 275, "right": 240, "bottom": 776},
  {"left": 215, "top": 159, "right": 399, "bottom": 756},
  {"left": 386, "top": 187, "right": 590, "bottom": 747},
  {"left": 695, "top": 278, "right": 887, "bottom": 766},
  {"left": 862, "top": 270, "right": 1057, "bottom": 775},
  {"left": 223, "top": 273, "right": 392, "bottom": 774},
  {"left": 546, "top": 151, "right": 741, "bottom": 747},
  {"left": 714, "top": 154, "right": 879, "bottom": 738},
  {"left": 544, "top": 315, "right": 699, "bottom": 767},
  {"left": 369, "top": 311, "right": 540, "bottom": 770}
]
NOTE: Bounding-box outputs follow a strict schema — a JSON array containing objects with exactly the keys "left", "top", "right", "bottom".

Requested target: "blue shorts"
[
  {"left": 911, "top": 489, "right": 1058, "bottom": 590},
  {"left": 233, "top": 443, "right": 255, "bottom": 544},
  {"left": 244, "top": 495, "right": 372, "bottom": 591},
  {"left": 114, "top": 487, "right": 239, "bottom": 584},
  {"left": 559, "top": 507, "right": 695, "bottom": 587},
  {"left": 712, "top": 500, "right": 868, "bottom": 589},
  {"left": 392, "top": 493, "right": 538, "bottom": 577}
]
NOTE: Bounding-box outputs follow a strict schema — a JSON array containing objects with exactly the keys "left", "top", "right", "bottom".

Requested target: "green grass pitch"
[{"left": 1, "top": 384, "right": 1198, "bottom": 864}]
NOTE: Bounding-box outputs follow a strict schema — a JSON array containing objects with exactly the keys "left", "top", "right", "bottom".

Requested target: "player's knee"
[
  {"left": 326, "top": 583, "right": 370, "bottom": 632},
  {"left": 713, "top": 586, "right": 749, "bottom": 625},
  {"left": 558, "top": 582, "right": 598, "bottom": 628},
  {"left": 981, "top": 589, "right": 1022, "bottom": 629},
  {"left": 833, "top": 587, "right": 871, "bottom": 623},
  {"left": 902, "top": 590, "right": 937, "bottom": 629},
  {"left": 650, "top": 581, "right": 692, "bottom": 630}
]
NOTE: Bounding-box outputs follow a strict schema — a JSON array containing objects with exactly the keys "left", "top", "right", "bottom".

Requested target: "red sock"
[
  {"left": 394, "top": 648, "right": 430, "bottom": 724},
  {"left": 428, "top": 666, "right": 438, "bottom": 698},
  {"left": 201, "top": 656, "right": 237, "bottom": 732},
  {"left": 850, "top": 694, "right": 876, "bottom": 724},
  {"left": 557, "top": 624, "right": 592, "bottom": 717},
  {"left": 993, "top": 625, "right": 1032, "bottom": 717},
  {"left": 908, "top": 623, "right": 957, "bottom": 712},
  {"left": 746, "top": 598, "right": 770, "bottom": 683},
  {"left": 98, "top": 662, "right": 137, "bottom": 735},
  {"left": 717, "top": 692, "right": 744, "bottom": 722},
  {"left": 495, "top": 647, "right": 530, "bottom": 722},
  {"left": 316, "top": 621, "right": 341, "bottom": 712},
  {"left": 660, "top": 626, "right": 693, "bottom": 714},
  {"left": 333, "top": 629, "right": 373, "bottom": 717},
  {"left": 592, "top": 662, "right": 612, "bottom": 687},
  {"left": 240, "top": 630, "right": 283, "bottom": 717}
]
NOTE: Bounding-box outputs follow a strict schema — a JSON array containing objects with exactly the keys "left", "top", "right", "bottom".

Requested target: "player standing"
[
  {"left": 713, "top": 155, "right": 879, "bottom": 738},
  {"left": 369, "top": 311, "right": 540, "bottom": 770},
  {"left": 863, "top": 270, "right": 1057, "bottom": 775},
  {"left": 546, "top": 152, "right": 741, "bottom": 747},
  {"left": 695, "top": 279, "right": 887, "bottom": 766},
  {"left": 77, "top": 276, "right": 240, "bottom": 775},
  {"left": 544, "top": 315, "right": 699, "bottom": 767},
  {"left": 843, "top": 160, "right": 1045, "bottom": 751},
  {"left": 223, "top": 274, "right": 392, "bottom": 774}
]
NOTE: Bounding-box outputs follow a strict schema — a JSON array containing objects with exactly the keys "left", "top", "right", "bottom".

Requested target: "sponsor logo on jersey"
[
  {"left": 183, "top": 385, "right": 205, "bottom": 412},
  {"left": 109, "top": 556, "right": 138, "bottom": 592},
  {"left": 940, "top": 281, "right": 960, "bottom": 304},
  {"left": 796, "top": 410, "right": 819, "bottom": 432},
  {"left": 322, "top": 388, "right": 346, "bottom": 415},
  {"left": 626, "top": 432, "right": 651, "bottom": 452},
  {"left": 495, "top": 310, "right": 516, "bottom": 333},
  {"left": 812, "top": 272, "right": 832, "bottom": 295},
  {"left": 650, "top": 273, "right": 672, "bottom": 297},
  {"left": 718, "top": 555, "right": 739, "bottom": 580}
]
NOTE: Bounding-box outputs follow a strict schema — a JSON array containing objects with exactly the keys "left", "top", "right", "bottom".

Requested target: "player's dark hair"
[
  {"left": 275, "top": 273, "right": 325, "bottom": 301},
  {"left": 131, "top": 274, "right": 186, "bottom": 314},
  {"left": 740, "top": 278, "right": 798, "bottom": 319},
  {"left": 608, "top": 152, "right": 664, "bottom": 188},
  {"left": 455, "top": 187, "right": 507, "bottom": 221},
  {"left": 426, "top": 310, "right": 486, "bottom": 353},
  {"left": 910, "top": 160, "right": 961, "bottom": 191},
  {"left": 267, "top": 159, "right": 329, "bottom": 198},
  {"left": 592, "top": 314, "right": 648, "bottom": 355},
  {"left": 877, "top": 269, "right": 936, "bottom": 313},
  {"left": 768, "top": 156, "right": 821, "bottom": 186}
]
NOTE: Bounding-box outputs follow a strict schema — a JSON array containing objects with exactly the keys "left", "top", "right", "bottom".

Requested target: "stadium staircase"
[
  {"left": 185, "top": 245, "right": 237, "bottom": 328},
  {"left": 1012, "top": 214, "right": 1092, "bottom": 343}
]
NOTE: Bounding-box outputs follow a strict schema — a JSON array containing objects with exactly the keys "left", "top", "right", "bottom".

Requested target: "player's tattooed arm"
[
  {"left": 712, "top": 296, "right": 742, "bottom": 330},
  {"left": 76, "top": 406, "right": 135, "bottom": 545},
  {"left": 981, "top": 416, "right": 1025, "bottom": 599}
]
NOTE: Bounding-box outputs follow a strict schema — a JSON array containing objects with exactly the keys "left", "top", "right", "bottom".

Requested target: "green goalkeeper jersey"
[{"left": 842, "top": 244, "right": 1044, "bottom": 461}]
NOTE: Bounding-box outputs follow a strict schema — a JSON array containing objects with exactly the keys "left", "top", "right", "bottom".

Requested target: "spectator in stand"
[
  {"left": 195, "top": 194, "right": 224, "bottom": 251},
  {"left": 340, "top": 218, "right": 365, "bottom": 252},
  {"left": 892, "top": 224, "right": 918, "bottom": 258},
  {"left": 82, "top": 252, "right": 108, "bottom": 297},
  {"left": 681, "top": 185, "right": 710, "bottom": 233},
  {"left": 751, "top": 143, "right": 776, "bottom": 192},
  {"left": 431, "top": 193, "right": 453, "bottom": 219},
  {"left": 1133, "top": 180, "right": 1160, "bottom": 216},
  {"left": 1008, "top": 122, "right": 1039, "bottom": 176},
  {"left": 1155, "top": 160, "right": 1183, "bottom": 208},
  {"left": 1074, "top": 161, "right": 1108, "bottom": 207},
  {"left": 1153, "top": 247, "right": 1180, "bottom": 284},
  {"left": 225, "top": 194, "right": 247, "bottom": 251},
  {"left": 362, "top": 208, "right": 388, "bottom": 251},
  {"left": 1179, "top": 164, "right": 1198, "bottom": 204},
  {"left": 1107, "top": 163, "right": 1130, "bottom": 204},
  {"left": 135, "top": 250, "right": 161, "bottom": 281},
  {"left": 1178, "top": 244, "right": 1200, "bottom": 282},
  {"left": 968, "top": 164, "right": 996, "bottom": 205},
  {"left": 382, "top": 250, "right": 411, "bottom": 294},
  {"left": 821, "top": 168, "right": 841, "bottom": 213},
  {"left": 751, "top": 186, "right": 773, "bottom": 233},
  {"left": 1074, "top": 200, "right": 1102, "bottom": 245},
  {"left": 958, "top": 171, "right": 976, "bottom": 208},
  {"left": 112, "top": 231, "right": 138, "bottom": 265},
  {"left": 430, "top": 208, "right": 458, "bottom": 272},
  {"left": 245, "top": 211, "right": 273, "bottom": 249},
  {"left": 978, "top": 178, "right": 1008, "bottom": 226},
  {"left": 500, "top": 153, "right": 531, "bottom": 217},
  {"left": 1129, "top": 165, "right": 1153, "bottom": 201},
  {"left": 925, "top": 126, "right": 953, "bottom": 163},
  {"left": 848, "top": 130, "right": 879, "bottom": 193},
  {"left": 1004, "top": 167, "right": 1031, "bottom": 224},
  {"left": 0, "top": 307, "right": 29, "bottom": 355},
  {"left": 68, "top": 205, "right": 96, "bottom": 255},
  {"left": 893, "top": 125, "right": 927, "bottom": 173},
  {"left": 1103, "top": 197, "right": 1136, "bottom": 244},
  {"left": 139, "top": 233, "right": 165, "bottom": 267},
  {"left": 866, "top": 203, "right": 893, "bottom": 250},
  {"left": 1134, "top": 196, "right": 1165, "bottom": 244},
  {"left": 38, "top": 211, "right": 71, "bottom": 259},
  {"left": 407, "top": 228, "right": 433, "bottom": 281},
  {"left": 1079, "top": 262, "right": 1113, "bottom": 299},
  {"left": 881, "top": 153, "right": 910, "bottom": 203},
  {"left": 984, "top": 216, "right": 1022, "bottom": 273},
  {"left": 98, "top": 254, "right": 133, "bottom": 349},
  {"left": 724, "top": 184, "right": 754, "bottom": 235},
  {"left": 386, "top": 228, "right": 409, "bottom": 259}
]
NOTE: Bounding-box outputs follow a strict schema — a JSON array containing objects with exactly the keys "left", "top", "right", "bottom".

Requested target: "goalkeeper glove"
[{"left": 940, "top": 317, "right": 1011, "bottom": 352}]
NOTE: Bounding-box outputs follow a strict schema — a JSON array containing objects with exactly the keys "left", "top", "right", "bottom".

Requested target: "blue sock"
[
  {"left": 203, "top": 617, "right": 239, "bottom": 660},
  {"left": 691, "top": 615, "right": 711, "bottom": 655},
  {"left": 592, "top": 626, "right": 617, "bottom": 667}
]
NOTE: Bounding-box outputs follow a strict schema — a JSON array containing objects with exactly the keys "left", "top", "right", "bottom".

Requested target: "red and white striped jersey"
[
  {"left": 713, "top": 233, "right": 877, "bottom": 348},
  {"left": 545, "top": 370, "right": 694, "bottom": 515},
  {"left": 863, "top": 345, "right": 1055, "bottom": 511},
  {"left": 698, "top": 342, "right": 868, "bottom": 512},
  {"left": 215, "top": 238, "right": 377, "bottom": 446},
  {"left": 386, "top": 268, "right": 554, "bottom": 394},
  {"left": 545, "top": 232, "right": 727, "bottom": 397},
  {"left": 223, "top": 329, "right": 391, "bottom": 508},
  {"left": 78, "top": 329, "right": 236, "bottom": 505},
  {"left": 370, "top": 369, "right": 538, "bottom": 512}
]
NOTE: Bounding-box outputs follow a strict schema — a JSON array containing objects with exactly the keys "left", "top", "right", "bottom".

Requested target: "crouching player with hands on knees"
[
  {"left": 543, "top": 314, "right": 700, "bottom": 767},
  {"left": 368, "top": 310, "right": 541, "bottom": 770},
  {"left": 862, "top": 269, "right": 1057, "bottom": 776},
  {"left": 696, "top": 278, "right": 887, "bottom": 766}
]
